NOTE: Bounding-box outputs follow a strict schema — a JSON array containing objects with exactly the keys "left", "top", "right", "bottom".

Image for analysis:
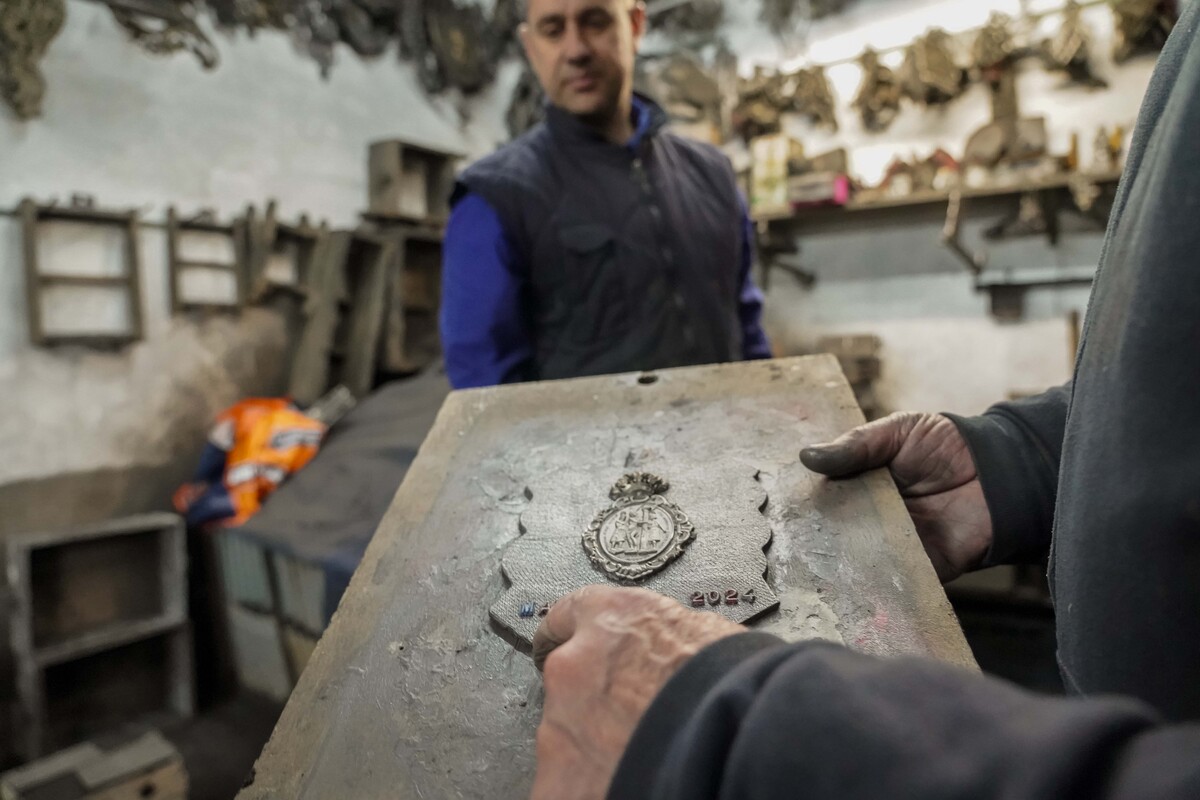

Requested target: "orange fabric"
[{"left": 220, "top": 403, "right": 326, "bottom": 527}]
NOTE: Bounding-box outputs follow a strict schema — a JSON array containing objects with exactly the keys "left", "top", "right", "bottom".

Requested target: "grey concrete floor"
[{"left": 161, "top": 693, "right": 282, "bottom": 800}]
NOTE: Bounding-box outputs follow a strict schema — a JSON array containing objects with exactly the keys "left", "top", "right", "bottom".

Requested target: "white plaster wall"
[
  {"left": 0, "top": 1, "right": 516, "bottom": 488},
  {"left": 763, "top": 273, "right": 1079, "bottom": 415}
]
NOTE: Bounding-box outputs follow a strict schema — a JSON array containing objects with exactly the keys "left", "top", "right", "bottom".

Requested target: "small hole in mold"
[{"left": 637, "top": 373, "right": 658, "bottom": 385}]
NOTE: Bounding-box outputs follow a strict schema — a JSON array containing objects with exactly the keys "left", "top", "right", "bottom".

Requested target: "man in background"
[{"left": 440, "top": 0, "right": 770, "bottom": 389}]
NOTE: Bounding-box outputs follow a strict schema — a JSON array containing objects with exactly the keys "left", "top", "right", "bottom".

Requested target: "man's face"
[{"left": 521, "top": 0, "right": 645, "bottom": 121}]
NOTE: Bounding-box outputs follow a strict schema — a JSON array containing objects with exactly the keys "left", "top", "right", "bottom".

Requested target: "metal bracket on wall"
[
  {"left": 166, "top": 207, "right": 249, "bottom": 314},
  {"left": 94, "top": 0, "right": 219, "bottom": 69},
  {"left": 942, "top": 186, "right": 1105, "bottom": 319},
  {"left": 755, "top": 224, "right": 817, "bottom": 292},
  {"left": 19, "top": 198, "right": 145, "bottom": 348},
  {"left": 941, "top": 189, "right": 988, "bottom": 276}
]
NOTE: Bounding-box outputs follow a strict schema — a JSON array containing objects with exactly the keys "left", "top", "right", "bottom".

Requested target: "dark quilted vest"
[{"left": 453, "top": 96, "right": 744, "bottom": 381}]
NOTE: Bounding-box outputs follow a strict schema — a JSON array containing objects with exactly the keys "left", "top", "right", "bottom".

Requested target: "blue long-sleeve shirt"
[{"left": 441, "top": 101, "right": 771, "bottom": 390}]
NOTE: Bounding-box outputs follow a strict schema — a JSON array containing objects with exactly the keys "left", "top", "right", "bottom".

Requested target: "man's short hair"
[{"left": 522, "top": 0, "right": 638, "bottom": 21}]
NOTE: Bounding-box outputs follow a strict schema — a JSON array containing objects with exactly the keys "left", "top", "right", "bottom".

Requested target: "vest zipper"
[{"left": 631, "top": 155, "right": 696, "bottom": 350}]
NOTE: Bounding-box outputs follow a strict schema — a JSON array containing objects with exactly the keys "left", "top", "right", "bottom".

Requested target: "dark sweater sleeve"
[
  {"left": 609, "top": 636, "right": 1200, "bottom": 800},
  {"left": 944, "top": 384, "right": 1070, "bottom": 566}
]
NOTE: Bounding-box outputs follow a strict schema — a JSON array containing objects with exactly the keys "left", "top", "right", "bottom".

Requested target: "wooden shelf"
[
  {"left": 754, "top": 171, "right": 1124, "bottom": 223},
  {"left": 37, "top": 274, "right": 131, "bottom": 288},
  {"left": 361, "top": 210, "right": 447, "bottom": 228},
  {"left": 176, "top": 219, "right": 235, "bottom": 234},
  {"left": 36, "top": 207, "right": 137, "bottom": 225},
  {"left": 40, "top": 334, "right": 139, "bottom": 348},
  {"left": 34, "top": 613, "right": 186, "bottom": 668},
  {"left": 176, "top": 259, "right": 239, "bottom": 272}
]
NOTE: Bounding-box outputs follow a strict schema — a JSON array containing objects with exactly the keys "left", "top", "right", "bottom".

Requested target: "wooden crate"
[
  {"left": 216, "top": 531, "right": 327, "bottom": 701},
  {"left": 6, "top": 515, "right": 193, "bottom": 760},
  {"left": 367, "top": 140, "right": 461, "bottom": 224},
  {"left": 380, "top": 230, "right": 443, "bottom": 375},
  {"left": 0, "top": 730, "right": 186, "bottom": 800}
]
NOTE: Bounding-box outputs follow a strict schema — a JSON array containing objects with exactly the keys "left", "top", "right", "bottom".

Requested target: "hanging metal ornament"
[
  {"left": 785, "top": 65, "right": 838, "bottom": 132},
  {"left": 1111, "top": 0, "right": 1177, "bottom": 63},
  {"left": 973, "top": 12, "right": 1016, "bottom": 74},
  {"left": 288, "top": 0, "right": 342, "bottom": 76},
  {"left": 649, "top": 0, "right": 724, "bottom": 40},
  {"left": 901, "top": 28, "right": 965, "bottom": 106},
  {"left": 758, "top": 0, "right": 809, "bottom": 52},
  {"left": 102, "top": 0, "right": 219, "bottom": 70},
  {"left": 487, "top": 0, "right": 522, "bottom": 63},
  {"left": 206, "top": 0, "right": 290, "bottom": 32},
  {"left": 0, "top": 0, "right": 66, "bottom": 120},
  {"left": 1043, "top": 0, "right": 1107, "bottom": 88},
  {"left": 853, "top": 48, "right": 902, "bottom": 133},
  {"left": 332, "top": 1, "right": 392, "bottom": 58},
  {"left": 506, "top": 62, "right": 546, "bottom": 140},
  {"left": 733, "top": 67, "right": 787, "bottom": 141}
]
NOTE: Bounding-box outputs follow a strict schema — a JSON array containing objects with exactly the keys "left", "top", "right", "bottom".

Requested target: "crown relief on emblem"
[{"left": 583, "top": 472, "right": 696, "bottom": 582}]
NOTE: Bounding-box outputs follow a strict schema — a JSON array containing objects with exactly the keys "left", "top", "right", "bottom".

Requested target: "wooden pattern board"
[{"left": 241, "top": 356, "right": 973, "bottom": 799}]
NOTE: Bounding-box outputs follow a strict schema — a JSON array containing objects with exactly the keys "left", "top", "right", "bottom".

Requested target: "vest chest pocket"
[{"left": 553, "top": 223, "right": 629, "bottom": 346}]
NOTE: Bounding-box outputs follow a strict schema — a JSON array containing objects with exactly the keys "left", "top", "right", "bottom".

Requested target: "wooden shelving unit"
[
  {"left": 753, "top": 170, "right": 1124, "bottom": 223},
  {"left": 6, "top": 514, "right": 193, "bottom": 761}
]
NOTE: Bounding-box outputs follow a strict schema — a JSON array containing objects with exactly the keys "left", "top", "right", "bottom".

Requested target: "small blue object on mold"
[{"left": 519, "top": 603, "right": 536, "bottom": 618}]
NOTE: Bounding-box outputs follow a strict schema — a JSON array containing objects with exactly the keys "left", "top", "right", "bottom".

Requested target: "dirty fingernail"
[{"left": 799, "top": 444, "right": 844, "bottom": 473}]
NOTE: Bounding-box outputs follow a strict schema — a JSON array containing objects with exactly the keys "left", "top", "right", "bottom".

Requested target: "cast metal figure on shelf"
[
  {"left": 1092, "top": 125, "right": 1126, "bottom": 172},
  {"left": 0, "top": 0, "right": 66, "bottom": 120},
  {"left": 852, "top": 49, "right": 902, "bottom": 132}
]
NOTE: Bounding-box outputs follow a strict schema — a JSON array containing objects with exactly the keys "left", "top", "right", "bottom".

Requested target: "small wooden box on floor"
[
  {"left": 0, "top": 730, "right": 186, "bottom": 800},
  {"left": 240, "top": 356, "right": 973, "bottom": 799}
]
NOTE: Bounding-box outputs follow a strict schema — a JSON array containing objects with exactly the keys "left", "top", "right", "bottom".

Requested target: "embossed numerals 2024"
[{"left": 690, "top": 589, "right": 756, "bottom": 608}]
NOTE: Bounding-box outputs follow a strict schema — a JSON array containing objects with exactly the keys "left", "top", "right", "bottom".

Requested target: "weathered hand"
[
  {"left": 530, "top": 586, "right": 744, "bottom": 800},
  {"left": 800, "top": 412, "right": 993, "bottom": 582}
]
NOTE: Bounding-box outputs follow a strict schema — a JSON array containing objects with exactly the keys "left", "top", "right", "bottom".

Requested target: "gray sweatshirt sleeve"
[
  {"left": 609, "top": 636, "right": 1200, "bottom": 800},
  {"left": 944, "top": 384, "right": 1070, "bottom": 566}
]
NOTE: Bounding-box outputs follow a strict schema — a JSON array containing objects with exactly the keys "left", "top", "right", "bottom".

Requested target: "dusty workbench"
[{"left": 239, "top": 356, "right": 973, "bottom": 799}]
